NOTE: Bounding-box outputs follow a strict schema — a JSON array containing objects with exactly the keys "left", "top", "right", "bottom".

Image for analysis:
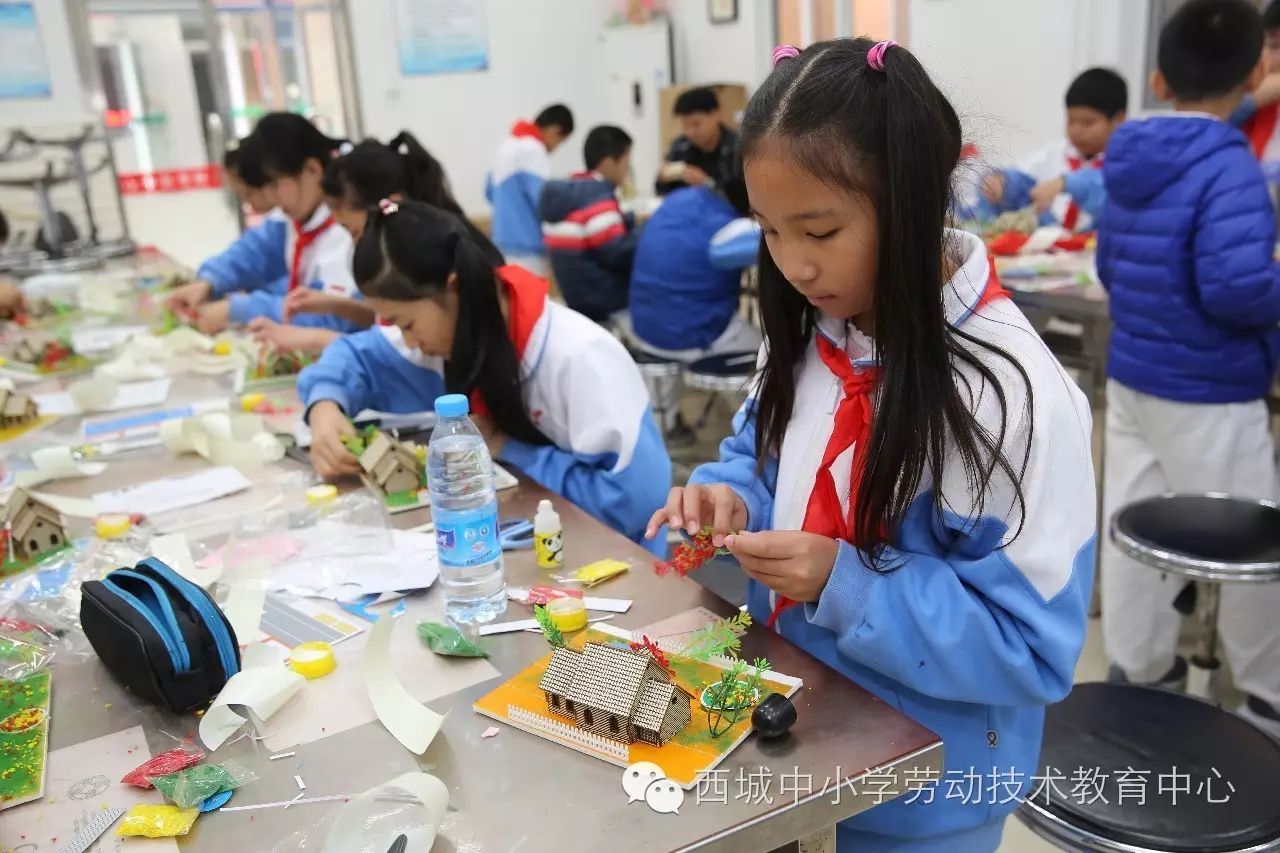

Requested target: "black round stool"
[
  {"left": 1111, "top": 493, "right": 1280, "bottom": 699},
  {"left": 684, "top": 350, "right": 756, "bottom": 430},
  {"left": 628, "top": 347, "right": 684, "bottom": 436},
  {"left": 1017, "top": 683, "right": 1280, "bottom": 852}
]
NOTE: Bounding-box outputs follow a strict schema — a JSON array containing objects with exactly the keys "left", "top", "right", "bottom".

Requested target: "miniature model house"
[
  {"left": 4, "top": 331, "right": 54, "bottom": 364},
  {"left": 538, "top": 642, "right": 693, "bottom": 746},
  {"left": 358, "top": 430, "right": 423, "bottom": 495},
  {"left": 0, "top": 389, "right": 38, "bottom": 427},
  {"left": 4, "top": 490, "right": 68, "bottom": 563}
]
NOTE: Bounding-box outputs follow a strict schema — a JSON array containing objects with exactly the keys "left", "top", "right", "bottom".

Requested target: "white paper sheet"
[
  {"left": 321, "top": 772, "right": 449, "bottom": 853},
  {"left": 34, "top": 378, "right": 171, "bottom": 415},
  {"left": 13, "top": 445, "right": 107, "bottom": 487},
  {"left": 23, "top": 725, "right": 179, "bottom": 853},
  {"left": 268, "top": 527, "right": 439, "bottom": 600},
  {"left": 96, "top": 355, "right": 167, "bottom": 382},
  {"left": 70, "top": 324, "right": 149, "bottom": 355},
  {"left": 27, "top": 490, "right": 99, "bottom": 518},
  {"left": 365, "top": 613, "right": 447, "bottom": 754},
  {"left": 92, "top": 466, "right": 252, "bottom": 516},
  {"left": 199, "top": 642, "right": 305, "bottom": 751}
]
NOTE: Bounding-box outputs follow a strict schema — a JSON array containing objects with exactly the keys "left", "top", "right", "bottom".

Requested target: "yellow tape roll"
[
  {"left": 305, "top": 484, "right": 338, "bottom": 507},
  {"left": 289, "top": 641, "right": 336, "bottom": 679},
  {"left": 546, "top": 597, "right": 587, "bottom": 633}
]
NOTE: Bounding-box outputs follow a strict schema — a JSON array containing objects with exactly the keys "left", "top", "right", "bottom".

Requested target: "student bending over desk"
[{"left": 298, "top": 199, "right": 671, "bottom": 553}]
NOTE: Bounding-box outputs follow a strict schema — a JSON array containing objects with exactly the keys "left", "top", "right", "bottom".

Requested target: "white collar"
[
  {"left": 814, "top": 229, "right": 991, "bottom": 367},
  {"left": 297, "top": 202, "right": 333, "bottom": 231}
]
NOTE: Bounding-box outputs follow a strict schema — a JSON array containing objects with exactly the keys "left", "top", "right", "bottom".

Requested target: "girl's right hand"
[
  {"left": 166, "top": 280, "right": 212, "bottom": 313},
  {"left": 645, "top": 484, "right": 748, "bottom": 547},
  {"left": 308, "top": 400, "right": 361, "bottom": 479}
]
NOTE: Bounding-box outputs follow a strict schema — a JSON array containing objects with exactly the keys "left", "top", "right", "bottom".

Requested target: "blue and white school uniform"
[
  {"left": 197, "top": 204, "right": 362, "bottom": 332},
  {"left": 689, "top": 230, "right": 1096, "bottom": 851},
  {"left": 297, "top": 266, "right": 672, "bottom": 552},
  {"left": 486, "top": 120, "right": 551, "bottom": 275},
  {"left": 983, "top": 140, "right": 1106, "bottom": 232}
]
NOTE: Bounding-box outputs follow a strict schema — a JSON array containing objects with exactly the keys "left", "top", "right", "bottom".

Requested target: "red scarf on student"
[
  {"left": 1245, "top": 102, "right": 1280, "bottom": 160},
  {"left": 510, "top": 120, "right": 545, "bottom": 145},
  {"left": 467, "top": 265, "right": 548, "bottom": 418},
  {"left": 1061, "top": 154, "right": 1102, "bottom": 231},
  {"left": 288, "top": 214, "right": 335, "bottom": 293},
  {"left": 765, "top": 264, "right": 1010, "bottom": 628}
]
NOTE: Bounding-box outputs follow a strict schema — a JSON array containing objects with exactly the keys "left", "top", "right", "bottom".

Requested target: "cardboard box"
[{"left": 658, "top": 83, "right": 749, "bottom": 154}]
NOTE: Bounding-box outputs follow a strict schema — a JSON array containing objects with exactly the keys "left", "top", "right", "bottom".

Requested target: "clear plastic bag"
[{"left": 148, "top": 759, "right": 258, "bottom": 808}]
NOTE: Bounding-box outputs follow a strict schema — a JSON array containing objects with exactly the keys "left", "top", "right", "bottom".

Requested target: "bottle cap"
[
  {"left": 240, "top": 393, "right": 265, "bottom": 412},
  {"left": 212, "top": 340, "right": 232, "bottom": 356},
  {"left": 288, "top": 641, "right": 336, "bottom": 678},
  {"left": 305, "top": 484, "right": 338, "bottom": 506},
  {"left": 434, "top": 393, "right": 469, "bottom": 418},
  {"left": 546, "top": 596, "right": 587, "bottom": 632},
  {"left": 95, "top": 513, "right": 132, "bottom": 539}
]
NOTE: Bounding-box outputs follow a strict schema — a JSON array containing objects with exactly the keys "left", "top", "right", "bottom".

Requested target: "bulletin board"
[
  {"left": 0, "top": 3, "right": 51, "bottom": 99},
  {"left": 395, "top": 0, "right": 489, "bottom": 76}
]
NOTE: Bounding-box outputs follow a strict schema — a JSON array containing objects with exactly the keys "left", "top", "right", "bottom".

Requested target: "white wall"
[
  {"left": 910, "top": 0, "right": 1149, "bottom": 167},
  {"left": 350, "top": 0, "right": 615, "bottom": 214},
  {"left": 666, "top": 0, "right": 773, "bottom": 90},
  {"left": 0, "top": 0, "right": 92, "bottom": 127}
]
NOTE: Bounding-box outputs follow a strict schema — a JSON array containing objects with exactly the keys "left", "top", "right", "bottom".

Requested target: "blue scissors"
[{"left": 499, "top": 517, "right": 535, "bottom": 550}]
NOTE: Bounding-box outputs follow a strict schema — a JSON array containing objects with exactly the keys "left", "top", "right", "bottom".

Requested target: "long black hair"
[
  {"left": 353, "top": 199, "right": 547, "bottom": 447},
  {"left": 252, "top": 112, "right": 343, "bottom": 178},
  {"left": 740, "top": 38, "right": 1033, "bottom": 567},
  {"left": 322, "top": 131, "right": 465, "bottom": 218}
]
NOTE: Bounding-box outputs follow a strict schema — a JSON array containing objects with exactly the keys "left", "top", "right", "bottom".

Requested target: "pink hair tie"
[
  {"left": 379, "top": 198, "right": 399, "bottom": 216},
  {"left": 772, "top": 44, "right": 800, "bottom": 67},
  {"left": 866, "top": 40, "right": 897, "bottom": 73}
]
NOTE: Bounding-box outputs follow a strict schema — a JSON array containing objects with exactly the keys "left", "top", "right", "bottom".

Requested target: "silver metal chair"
[
  {"left": 1017, "top": 682, "right": 1280, "bottom": 852},
  {"left": 1110, "top": 493, "right": 1280, "bottom": 699},
  {"left": 628, "top": 347, "right": 683, "bottom": 436},
  {"left": 683, "top": 350, "right": 756, "bottom": 430}
]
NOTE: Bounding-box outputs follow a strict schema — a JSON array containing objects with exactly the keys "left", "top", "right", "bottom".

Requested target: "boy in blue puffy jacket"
[{"left": 1097, "top": 0, "right": 1280, "bottom": 738}]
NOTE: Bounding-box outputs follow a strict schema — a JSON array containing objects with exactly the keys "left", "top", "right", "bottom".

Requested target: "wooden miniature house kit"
[
  {"left": 3, "top": 330, "right": 55, "bottom": 364},
  {"left": 0, "top": 389, "right": 38, "bottom": 427},
  {"left": 538, "top": 642, "right": 693, "bottom": 746},
  {"left": 3, "top": 490, "right": 68, "bottom": 564},
  {"left": 358, "top": 430, "right": 424, "bottom": 495}
]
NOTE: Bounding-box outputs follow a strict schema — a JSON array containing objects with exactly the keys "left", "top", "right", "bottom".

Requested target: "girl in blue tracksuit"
[
  {"left": 167, "top": 113, "right": 364, "bottom": 337},
  {"left": 298, "top": 199, "right": 671, "bottom": 552},
  {"left": 647, "top": 40, "right": 1095, "bottom": 851}
]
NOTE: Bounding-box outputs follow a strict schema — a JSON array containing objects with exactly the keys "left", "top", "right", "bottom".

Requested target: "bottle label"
[
  {"left": 534, "top": 530, "right": 564, "bottom": 570},
  {"left": 434, "top": 504, "right": 501, "bottom": 567}
]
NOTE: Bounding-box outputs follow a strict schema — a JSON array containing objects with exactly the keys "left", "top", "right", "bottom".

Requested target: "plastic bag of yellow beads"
[{"left": 116, "top": 804, "right": 200, "bottom": 837}]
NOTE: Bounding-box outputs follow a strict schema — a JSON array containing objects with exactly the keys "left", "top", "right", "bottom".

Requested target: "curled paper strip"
[
  {"left": 365, "top": 614, "right": 448, "bottom": 754},
  {"left": 160, "top": 412, "right": 285, "bottom": 473},
  {"left": 321, "top": 772, "right": 449, "bottom": 853},
  {"left": 14, "top": 445, "right": 106, "bottom": 488},
  {"left": 199, "top": 642, "right": 304, "bottom": 751}
]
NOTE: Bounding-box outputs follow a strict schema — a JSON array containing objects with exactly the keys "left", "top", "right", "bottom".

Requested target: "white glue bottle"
[{"left": 534, "top": 499, "right": 564, "bottom": 571}]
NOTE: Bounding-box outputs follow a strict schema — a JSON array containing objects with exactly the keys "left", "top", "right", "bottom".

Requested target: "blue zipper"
[
  {"left": 101, "top": 577, "right": 187, "bottom": 673},
  {"left": 111, "top": 570, "right": 193, "bottom": 672},
  {"left": 138, "top": 558, "right": 240, "bottom": 680}
]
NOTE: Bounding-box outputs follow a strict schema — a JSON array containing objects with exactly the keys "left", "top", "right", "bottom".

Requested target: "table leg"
[{"left": 1187, "top": 583, "right": 1223, "bottom": 702}]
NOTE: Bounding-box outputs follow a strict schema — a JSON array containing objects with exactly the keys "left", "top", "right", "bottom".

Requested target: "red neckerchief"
[
  {"left": 288, "top": 214, "right": 335, "bottom": 293},
  {"left": 510, "top": 120, "right": 545, "bottom": 144},
  {"left": 467, "top": 265, "right": 548, "bottom": 418},
  {"left": 766, "top": 265, "right": 1010, "bottom": 628},
  {"left": 1061, "top": 153, "right": 1102, "bottom": 231},
  {"left": 1245, "top": 102, "right": 1280, "bottom": 160}
]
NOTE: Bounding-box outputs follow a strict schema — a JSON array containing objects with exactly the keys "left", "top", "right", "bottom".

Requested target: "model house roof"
[
  {"left": 6, "top": 490, "right": 63, "bottom": 540},
  {"left": 633, "top": 680, "right": 680, "bottom": 732},
  {"left": 539, "top": 646, "right": 582, "bottom": 696}
]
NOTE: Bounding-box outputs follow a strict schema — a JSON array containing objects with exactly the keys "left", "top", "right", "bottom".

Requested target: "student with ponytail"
[
  {"left": 298, "top": 199, "right": 670, "bottom": 551},
  {"left": 167, "top": 113, "right": 362, "bottom": 337},
  {"left": 646, "top": 39, "right": 1094, "bottom": 850},
  {"left": 251, "top": 130, "right": 473, "bottom": 352}
]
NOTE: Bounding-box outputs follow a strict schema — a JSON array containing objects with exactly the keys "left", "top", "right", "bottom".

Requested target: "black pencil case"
[{"left": 81, "top": 556, "right": 241, "bottom": 713}]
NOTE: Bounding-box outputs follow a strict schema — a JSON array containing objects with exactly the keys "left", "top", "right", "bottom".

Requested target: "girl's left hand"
[
  {"left": 726, "top": 530, "right": 839, "bottom": 603},
  {"left": 195, "top": 300, "right": 230, "bottom": 335}
]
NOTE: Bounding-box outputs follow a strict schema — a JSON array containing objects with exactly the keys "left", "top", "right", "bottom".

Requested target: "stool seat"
[
  {"left": 1020, "top": 683, "right": 1280, "bottom": 852},
  {"left": 628, "top": 348, "right": 682, "bottom": 378},
  {"left": 684, "top": 350, "right": 756, "bottom": 393},
  {"left": 1111, "top": 493, "right": 1280, "bottom": 583}
]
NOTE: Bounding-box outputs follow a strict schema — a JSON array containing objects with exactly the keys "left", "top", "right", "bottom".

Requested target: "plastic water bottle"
[{"left": 428, "top": 394, "right": 506, "bottom": 624}]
